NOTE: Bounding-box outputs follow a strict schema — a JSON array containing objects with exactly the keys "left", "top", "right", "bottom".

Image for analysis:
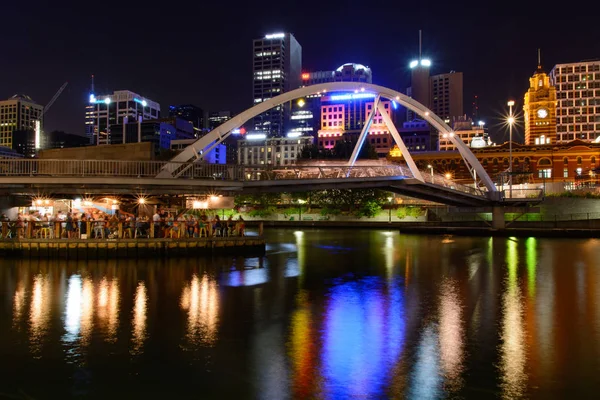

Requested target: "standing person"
[
  {"left": 237, "top": 216, "right": 245, "bottom": 237},
  {"left": 226, "top": 215, "right": 233, "bottom": 237},
  {"left": 214, "top": 215, "right": 222, "bottom": 237},
  {"left": 80, "top": 214, "right": 87, "bottom": 239},
  {"left": 65, "top": 212, "right": 74, "bottom": 239},
  {"left": 153, "top": 210, "right": 161, "bottom": 238}
]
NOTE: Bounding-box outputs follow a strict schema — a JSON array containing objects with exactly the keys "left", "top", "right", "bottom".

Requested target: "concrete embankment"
[
  {"left": 0, "top": 237, "right": 266, "bottom": 259},
  {"left": 246, "top": 220, "right": 600, "bottom": 238}
]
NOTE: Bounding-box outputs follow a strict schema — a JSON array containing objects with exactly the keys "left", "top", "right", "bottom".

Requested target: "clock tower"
[{"left": 523, "top": 54, "right": 557, "bottom": 145}]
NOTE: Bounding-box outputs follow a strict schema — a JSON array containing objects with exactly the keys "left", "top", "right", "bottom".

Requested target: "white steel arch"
[{"left": 158, "top": 82, "right": 497, "bottom": 193}]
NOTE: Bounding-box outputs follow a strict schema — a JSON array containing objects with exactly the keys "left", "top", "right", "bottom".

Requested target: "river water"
[{"left": 1, "top": 229, "right": 599, "bottom": 399}]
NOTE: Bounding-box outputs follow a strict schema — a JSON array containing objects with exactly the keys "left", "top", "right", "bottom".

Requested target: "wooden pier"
[{"left": 0, "top": 236, "right": 266, "bottom": 259}]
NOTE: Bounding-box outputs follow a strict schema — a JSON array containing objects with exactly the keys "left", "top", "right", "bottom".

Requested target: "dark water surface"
[{"left": 1, "top": 229, "right": 600, "bottom": 399}]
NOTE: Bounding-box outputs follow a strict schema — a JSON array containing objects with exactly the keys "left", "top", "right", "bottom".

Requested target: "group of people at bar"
[{"left": 0, "top": 209, "right": 246, "bottom": 239}]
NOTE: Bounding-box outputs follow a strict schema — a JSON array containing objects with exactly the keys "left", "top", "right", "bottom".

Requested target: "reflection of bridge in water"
[{"left": 0, "top": 159, "right": 542, "bottom": 207}]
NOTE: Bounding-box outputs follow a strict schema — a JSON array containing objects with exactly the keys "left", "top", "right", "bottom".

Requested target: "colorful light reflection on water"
[{"left": 0, "top": 230, "right": 600, "bottom": 399}]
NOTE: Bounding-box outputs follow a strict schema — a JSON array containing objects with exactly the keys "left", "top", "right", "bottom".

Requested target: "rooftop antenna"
[
  {"left": 91, "top": 74, "right": 95, "bottom": 94},
  {"left": 419, "top": 30, "right": 422, "bottom": 61},
  {"left": 537, "top": 48, "right": 541, "bottom": 68}
]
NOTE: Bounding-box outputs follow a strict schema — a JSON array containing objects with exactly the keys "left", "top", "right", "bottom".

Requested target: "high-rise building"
[
  {"left": 438, "top": 116, "right": 486, "bottom": 151},
  {"left": 109, "top": 117, "right": 194, "bottom": 155},
  {"left": 252, "top": 32, "right": 302, "bottom": 137},
  {"left": 298, "top": 63, "right": 374, "bottom": 139},
  {"left": 87, "top": 90, "right": 160, "bottom": 145},
  {"left": 407, "top": 59, "right": 431, "bottom": 121},
  {"left": 524, "top": 62, "right": 557, "bottom": 146},
  {"left": 168, "top": 104, "right": 204, "bottom": 132},
  {"left": 430, "top": 71, "right": 463, "bottom": 121},
  {"left": 0, "top": 94, "right": 43, "bottom": 150},
  {"left": 549, "top": 60, "right": 600, "bottom": 143}
]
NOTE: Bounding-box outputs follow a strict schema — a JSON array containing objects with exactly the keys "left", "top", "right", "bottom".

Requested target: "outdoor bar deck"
[{"left": 0, "top": 236, "right": 266, "bottom": 258}]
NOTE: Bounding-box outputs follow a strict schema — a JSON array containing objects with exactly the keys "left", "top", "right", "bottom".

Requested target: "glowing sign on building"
[
  {"left": 329, "top": 93, "right": 377, "bottom": 101},
  {"left": 301, "top": 73, "right": 310, "bottom": 80},
  {"left": 265, "top": 33, "right": 285, "bottom": 39}
]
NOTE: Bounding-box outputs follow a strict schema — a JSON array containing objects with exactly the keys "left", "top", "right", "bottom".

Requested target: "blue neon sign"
[{"left": 329, "top": 93, "right": 376, "bottom": 101}]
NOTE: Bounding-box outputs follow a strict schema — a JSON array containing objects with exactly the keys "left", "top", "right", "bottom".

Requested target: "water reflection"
[
  {"left": 320, "top": 277, "right": 405, "bottom": 398},
  {"left": 96, "top": 277, "right": 120, "bottom": 342},
  {"left": 29, "top": 274, "right": 51, "bottom": 354},
  {"left": 500, "top": 238, "right": 527, "bottom": 399},
  {"left": 131, "top": 281, "right": 147, "bottom": 355},
  {"left": 180, "top": 273, "right": 219, "bottom": 347},
  {"left": 2, "top": 231, "right": 600, "bottom": 399},
  {"left": 438, "top": 279, "right": 464, "bottom": 391}
]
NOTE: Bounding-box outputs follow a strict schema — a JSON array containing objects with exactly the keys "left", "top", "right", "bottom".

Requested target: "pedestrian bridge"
[{"left": 0, "top": 159, "right": 542, "bottom": 207}]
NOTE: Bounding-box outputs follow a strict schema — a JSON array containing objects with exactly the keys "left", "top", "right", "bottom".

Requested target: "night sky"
[{"left": 2, "top": 2, "right": 598, "bottom": 143}]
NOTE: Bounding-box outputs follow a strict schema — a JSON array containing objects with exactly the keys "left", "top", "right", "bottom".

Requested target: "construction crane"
[{"left": 35, "top": 81, "right": 68, "bottom": 150}]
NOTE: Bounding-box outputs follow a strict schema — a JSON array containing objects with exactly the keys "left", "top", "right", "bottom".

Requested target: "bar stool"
[{"left": 40, "top": 226, "right": 52, "bottom": 238}]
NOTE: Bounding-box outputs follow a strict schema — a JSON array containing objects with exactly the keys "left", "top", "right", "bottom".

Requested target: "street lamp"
[
  {"left": 445, "top": 172, "right": 452, "bottom": 180},
  {"left": 507, "top": 100, "right": 515, "bottom": 199},
  {"left": 387, "top": 196, "right": 393, "bottom": 223},
  {"left": 427, "top": 164, "right": 434, "bottom": 183}
]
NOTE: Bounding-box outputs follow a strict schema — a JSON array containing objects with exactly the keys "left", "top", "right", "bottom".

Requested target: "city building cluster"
[{"left": 0, "top": 30, "right": 598, "bottom": 187}]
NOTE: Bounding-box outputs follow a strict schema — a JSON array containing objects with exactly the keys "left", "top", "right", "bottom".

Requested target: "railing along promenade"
[
  {"left": 0, "top": 159, "right": 486, "bottom": 198},
  {"left": 0, "top": 220, "right": 259, "bottom": 241}
]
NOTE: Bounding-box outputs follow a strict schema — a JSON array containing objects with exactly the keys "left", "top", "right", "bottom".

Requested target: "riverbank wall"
[{"left": 0, "top": 237, "right": 266, "bottom": 259}]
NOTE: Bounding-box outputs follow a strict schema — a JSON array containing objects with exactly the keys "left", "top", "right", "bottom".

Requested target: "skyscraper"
[
  {"left": 252, "top": 32, "right": 302, "bottom": 137},
  {"left": 430, "top": 71, "right": 463, "bottom": 121},
  {"left": 549, "top": 59, "right": 600, "bottom": 143},
  {"left": 0, "top": 94, "right": 43, "bottom": 151}
]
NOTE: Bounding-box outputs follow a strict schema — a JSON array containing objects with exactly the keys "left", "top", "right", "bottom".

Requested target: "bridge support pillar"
[{"left": 491, "top": 206, "right": 505, "bottom": 230}]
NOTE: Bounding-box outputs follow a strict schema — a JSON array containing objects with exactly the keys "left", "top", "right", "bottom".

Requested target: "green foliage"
[
  {"left": 320, "top": 207, "right": 342, "bottom": 216},
  {"left": 396, "top": 207, "right": 407, "bottom": 219},
  {"left": 355, "top": 200, "right": 382, "bottom": 218},
  {"left": 248, "top": 207, "right": 276, "bottom": 218},
  {"left": 396, "top": 206, "right": 425, "bottom": 219},
  {"left": 235, "top": 193, "right": 281, "bottom": 207},
  {"left": 282, "top": 207, "right": 300, "bottom": 217}
]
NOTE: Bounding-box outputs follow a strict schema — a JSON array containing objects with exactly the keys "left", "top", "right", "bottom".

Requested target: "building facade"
[
  {"left": 549, "top": 60, "right": 600, "bottom": 143},
  {"left": 0, "top": 94, "right": 43, "bottom": 150},
  {"left": 438, "top": 116, "right": 486, "bottom": 151},
  {"left": 317, "top": 93, "right": 394, "bottom": 157},
  {"left": 109, "top": 117, "right": 194, "bottom": 155},
  {"left": 87, "top": 90, "right": 160, "bottom": 146},
  {"left": 430, "top": 71, "right": 463, "bottom": 122},
  {"left": 207, "top": 111, "right": 231, "bottom": 131},
  {"left": 171, "top": 139, "right": 226, "bottom": 164},
  {"left": 252, "top": 32, "right": 302, "bottom": 136},
  {"left": 168, "top": 104, "right": 204, "bottom": 132},
  {"left": 237, "top": 135, "right": 313, "bottom": 166},
  {"left": 407, "top": 58, "right": 431, "bottom": 121},
  {"left": 524, "top": 64, "right": 557, "bottom": 145},
  {"left": 398, "top": 120, "right": 430, "bottom": 152},
  {"left": 388, "top": 140, "right": 600, "bottom": 186}
]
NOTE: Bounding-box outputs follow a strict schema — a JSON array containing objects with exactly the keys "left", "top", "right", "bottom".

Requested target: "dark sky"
[{"left": 2, "top": 1, "right": 599, "bottom": 143}]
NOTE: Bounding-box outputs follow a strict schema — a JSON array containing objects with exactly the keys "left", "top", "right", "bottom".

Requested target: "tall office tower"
[
  {"left": 430, "top": 71, "right": 464, "bottom": 122},
  {"left": 524, "top": 59, "right": 557, "bottom": 146},
  {"left": 406, "top": 31, "right": 431, "bottom": 121},
  {"left": 0, "top": 94, "right": 44, "bottom": 155},
  {"left": 87, "top": 90, "right": 160, "bottom": 145},
  {"left": 252, "top": 32, "right": 302, "bottom": 137},
  {"left": 550, "top": 59, "right": 600, "bottom": 143}
]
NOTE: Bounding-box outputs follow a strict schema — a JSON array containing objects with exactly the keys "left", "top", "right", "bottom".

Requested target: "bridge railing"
[
  {"left": 237, "top": 164, "right": 414, "bottom": 181},
  {"left": 501, "top": 188, "right": 545, "bottom": 200},
  {"left": 422, "top": 171, "right": 485, "bottom": 197}
]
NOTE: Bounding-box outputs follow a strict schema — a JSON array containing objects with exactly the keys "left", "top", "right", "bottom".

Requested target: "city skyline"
[{"left": 1, "top": 2, "right": 598, "bottom": 144}]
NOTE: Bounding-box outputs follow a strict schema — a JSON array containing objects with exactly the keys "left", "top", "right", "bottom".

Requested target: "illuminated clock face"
[{"left": 537, "top": 108, "right": 548, "bottom": 119}]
